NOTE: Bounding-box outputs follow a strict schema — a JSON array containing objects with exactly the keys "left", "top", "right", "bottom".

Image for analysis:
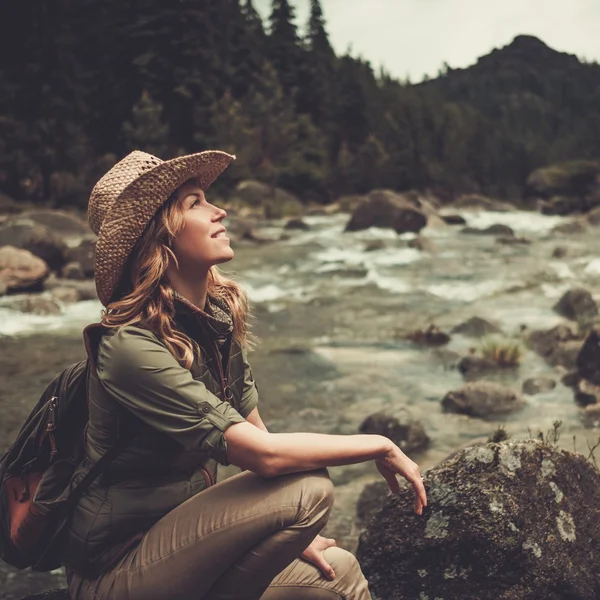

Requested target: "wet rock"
[
  {"left": 496, "top": 235, "right": 531, "bottom": 245},
  {"left": 0, "top": 217, "right": 68, "bottom": 271},
  {"left": 0, "top": 192, "right": 23, "bottom": 214},
  {"left": 587, "top": 205, "right": 600, "bottom": 226},
  {"left": 526, "top": 324, "right": 579, "bottom": 366},
  {"left": 522, "top": 377, "right": 556, "bottom": 395},
  {"left": 363, "top": 240, "right": 386, "bottom": 252},
  {"left": 552, "top": 246, "right": 568, "bottom": 259},
  {"left": 561, "top": 370, "right": 581, "bottom": 388},
  {"left": 549, "top": 340, "right": 585, "bottom": 370},
  {"left": 461, "top": 223, "right": 515, "bottom": 237},
  {"left": 450, "top": 194, "right": 516, "bottom": 212},
  {"left": 17, "top": 591, "right": 69, "bottom": 600},
  {"left": 0, "top": 292, "right": 61, "bottom": 315},
  {"left": 575, "top": 326, "right": 600, "bottom": 385},
  {"left": 337, "top": 194, "right": 368, "bottom": 212},
  {"left": 357, "top": 440, "right": 600, "bottom": 600},
  {"left": 442, "top": 381, "right": 525, "bottom": 418},
  {"left": 359, "top": 408, "right": 430, "bottom": 453},
  {"left": 457, "top": 355, "right": 508, "bottom": 378},
  {"left": 406, "top": 324, "right": 450, "bottom": 346},
  {"left": 344, "top": 190, "right": 427, "bottom": 235},
  {"left": 573, "top": 379, "right": 600, "bottom": 407},
  {"left": 0, "top": 245, "right": 50, "bottom": 294},
  {"left": 451, "top": 316, "right": 503, "bottom": 338},
  {"left": 553, "top": 287, "right": 598, "bottom": 323},
  {"left": 20, "top": 209, "right": 90, "bottom": 243},
  {"left": 50, "top": 286, "right": 81, "bottom": 304},
  {"left": 407, "top": 235, "right": 436, "bottom": 252},
  {"left": 440, "top": 214, "right": 467, "bottom": 225},
  {"left": 65, "top": 238, "right": 96, "bottom": 277},
  {"left": 61, "top": 261, "right": 86, "bottom": 280},
  {"left": 551, "top": 219, "right": 587, "bottom": 235},
  {"left": 356, "top": 479, "right": 389, "bottom": 527},
  {"left": 540, "top": 195, "right": 587, "bottom": 215},
  {"left": 43, "top": 275, "right": 98, "bottom": 301},
  {"left": 284, "top": 217, "right": 310, "bottom": 231}
]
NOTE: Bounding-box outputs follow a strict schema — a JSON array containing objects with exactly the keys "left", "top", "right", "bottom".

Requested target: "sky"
[{"left": 253, "top": 0, "right": 600, "bottom": 82}]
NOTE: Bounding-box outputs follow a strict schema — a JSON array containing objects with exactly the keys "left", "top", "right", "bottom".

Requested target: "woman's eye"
[{"left": 191, "top": 199, "right": 200, "bottom": 208}]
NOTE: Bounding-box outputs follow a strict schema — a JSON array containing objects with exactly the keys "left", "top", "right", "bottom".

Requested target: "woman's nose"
[{"left": 214, "top": 206, "right": 227, "bottom": 220}]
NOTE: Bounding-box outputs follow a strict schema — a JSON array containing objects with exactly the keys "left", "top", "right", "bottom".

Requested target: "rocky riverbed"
[{"left": 2, "top": 200, "right": 600, "bottom": 598}]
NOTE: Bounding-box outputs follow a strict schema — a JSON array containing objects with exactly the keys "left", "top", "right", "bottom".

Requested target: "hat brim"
[{"left": 94, "top": 150, "right": 235, "bottom": 306}]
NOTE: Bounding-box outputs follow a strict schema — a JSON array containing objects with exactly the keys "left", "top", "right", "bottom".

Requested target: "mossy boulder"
[
  {"left": 527, "top": 160, "right": 600, "bottom": 198},
  {"left": 232, "top": 180, "right": 304, "bottom": 218},
  {"left": 357, "top": 440, "right": 600, "bottom": 600}
]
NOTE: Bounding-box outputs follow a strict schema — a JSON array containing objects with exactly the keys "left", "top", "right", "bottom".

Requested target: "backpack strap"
[{"left": 67, "top": 322, "right": 137, "bottom": 506}]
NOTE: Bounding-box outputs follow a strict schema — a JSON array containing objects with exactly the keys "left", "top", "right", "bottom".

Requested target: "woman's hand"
[
  {"left": 300, "top": 534, "right": 338, "bottom": 580},
  {"left": 375, "top": 444, "right": 428, "bottom": 515}
]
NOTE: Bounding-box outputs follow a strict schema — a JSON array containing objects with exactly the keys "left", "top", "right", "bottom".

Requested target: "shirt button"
[{"left": 201, "top": 405, "right": 211, "bottom": 414}]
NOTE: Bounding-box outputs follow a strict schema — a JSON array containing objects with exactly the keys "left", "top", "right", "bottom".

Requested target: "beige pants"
[{"left": 66, "top": 468, "right": 371, "bottom": 600}]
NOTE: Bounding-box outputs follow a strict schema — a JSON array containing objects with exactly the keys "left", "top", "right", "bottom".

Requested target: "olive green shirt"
[{"left": 62, "top": 296, "right": 258, "bottom": 576}]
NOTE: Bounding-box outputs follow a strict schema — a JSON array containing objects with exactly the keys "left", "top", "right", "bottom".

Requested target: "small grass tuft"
[
  {"left": 479, "top": 337, "right": 523, "bottom": 367},
  {"left": 488, "top": 425, "right": 510, "bottom": 443}
]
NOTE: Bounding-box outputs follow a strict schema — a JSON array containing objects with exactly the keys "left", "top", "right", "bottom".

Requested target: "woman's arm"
[
  {"left": 224, "top": 421, "right": 426, "bottom": 514},
  {"left": 245, "top": 407, "right": 269, "bottom": 433}
]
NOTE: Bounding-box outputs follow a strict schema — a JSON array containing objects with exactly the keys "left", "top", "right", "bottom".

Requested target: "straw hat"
[{"left": 88, "top": 149, "right": 235, "bottom": 306}]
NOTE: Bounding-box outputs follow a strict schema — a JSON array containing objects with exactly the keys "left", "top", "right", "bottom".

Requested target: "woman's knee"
[
  {"left": 295, "top": 468, "right": 335, "bottom": 516},
  {"left": 323, "top": 547, "right": 370, "bottom": 594}
]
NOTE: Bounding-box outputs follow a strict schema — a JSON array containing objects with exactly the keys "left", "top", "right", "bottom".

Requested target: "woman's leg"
[
  {"left": 259, "top": 547, "right": 371, "bottom": 600},
  {"left": 67, "top": 468, "right": 334, "bottom": 600}
]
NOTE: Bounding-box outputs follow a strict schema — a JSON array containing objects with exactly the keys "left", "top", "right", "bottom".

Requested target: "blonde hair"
[{"left": 100, "top": 181, "right": 253, "bottom": 368}]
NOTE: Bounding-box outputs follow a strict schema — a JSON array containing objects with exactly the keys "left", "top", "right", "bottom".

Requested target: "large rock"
[
  {"left": 0, "top": 245, "right": 50, "bottom": 294},
  {"left": 20, "top": 209, "right": 90, "bottom": 244},
  {"left": 553, "top": 288, "right": 598, "bottom": 323},
  {"left": 43, "top": 275, "right": 98, "bottom": 301},
  {"left": 527, "top": 160, "right": 600, "bottom": 199},
  {"left": 461, "top": 223, "right": 515, "bottom": 237},
  {"left": 0, "top": 217, "right": 68, "bottom": 271},
  {"left": 576, "top": 326, "right": 600, "bottom": 386},
  {"left": 587, "top": 205, "right": 600, "bottom": 226},
  {"left": 451, "top": 316, "right": 503, "bottom": 338},
  {"left": 359, "top": 409, "right": 430, "bottom": 453},
  {"left": 522, "top": 377, "right": 556, "bottom": 395},
  {"left": 234, "top": 180, "right": 304, "bottom": 218},
  {"left": 357, "top": 440, "right": 600, "bottom": 600},
  {"left": 345, "top": 190, "right": 427, "bottom": 235},
  {"left": 442, "top": 381, "right": 525, "bottom": 418},
  {"left": 526, "top": 324, "right": 580, "bottom": 367}
]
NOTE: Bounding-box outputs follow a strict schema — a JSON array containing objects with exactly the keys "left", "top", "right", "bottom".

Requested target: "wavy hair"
[{"left": 100, "top": 180, "right": 253, "bottom": 369}]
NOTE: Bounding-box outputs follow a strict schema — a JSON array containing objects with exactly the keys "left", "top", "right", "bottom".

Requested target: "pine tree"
[
  {"left": 306, "top": 0, "right": 334, "bottom": 58},
  {"left": 122, "top": 90, "right": 170, "bottom": 157},
  {"left": 267, "top": 0, "right": 301, "bottom": 97}
]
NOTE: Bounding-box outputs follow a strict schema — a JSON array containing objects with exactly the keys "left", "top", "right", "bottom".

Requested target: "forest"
[{"left": 0, "top": 0, "right": 599, "bottom": 207}]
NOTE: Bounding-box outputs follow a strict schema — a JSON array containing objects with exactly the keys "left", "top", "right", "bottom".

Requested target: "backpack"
[{"left": 0, "top": 323, "right": 126, "bottom": 571}]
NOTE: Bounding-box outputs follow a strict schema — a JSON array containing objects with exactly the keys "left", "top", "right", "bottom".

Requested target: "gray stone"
[
  {"left": 0, "top": 217, "right": 68, "bottom": 271},
  {"left": 440, "top": 214, "right": 467, "bottom": 225},
  {"left": 284, "top": 217, "right": 310, "bottom": 231},
  {"left": 451, "top": 316, "right": 503, "bottom": 338},
  {"left": 442, "top": 381, "right": 525, "bottom": 418},
  {"left": 553, "top": 288, "right": 598, "bottom": 323},
  {"left": 0, "top": 292, "right": 61, "bottom": 315},
  {"left": 522, "top": 377, "right": 557, "bottom": 395},
  {"left": 359, "top": 409, "right": 430, "bottom": 453},
  {"left": 345, "top": 190, "right": 427, "bottom": 235},
  {"left": 357, "top": 441, "right": 600, "bottom": 600},
  {"left": 0, "top": 245, "right": 49, "bottom": 294},
  {"left": 461, "top": 223, "right": 515, "bottom": 237}
]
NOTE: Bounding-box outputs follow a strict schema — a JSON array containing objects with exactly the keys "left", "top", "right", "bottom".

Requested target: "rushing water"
[{"left": 1, "top": 208, "right": 600, "bottom": 595}]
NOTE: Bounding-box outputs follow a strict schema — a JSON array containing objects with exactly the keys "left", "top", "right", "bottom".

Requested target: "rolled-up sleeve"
[
  {"left": 239, "top": 346, "right": 259, "bottom": 418},
  {"left": 97, "top": 326, "right": 245, "bottom": 465}
]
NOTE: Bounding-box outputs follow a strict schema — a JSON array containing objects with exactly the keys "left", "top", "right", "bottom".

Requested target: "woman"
[{"left": 63, "top": 150, "right": 428, "bottom": 600}]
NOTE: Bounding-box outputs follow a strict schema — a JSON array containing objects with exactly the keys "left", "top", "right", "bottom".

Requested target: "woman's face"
[{"left": 169, "top": 179, "right": 234, "bottom": 273}]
